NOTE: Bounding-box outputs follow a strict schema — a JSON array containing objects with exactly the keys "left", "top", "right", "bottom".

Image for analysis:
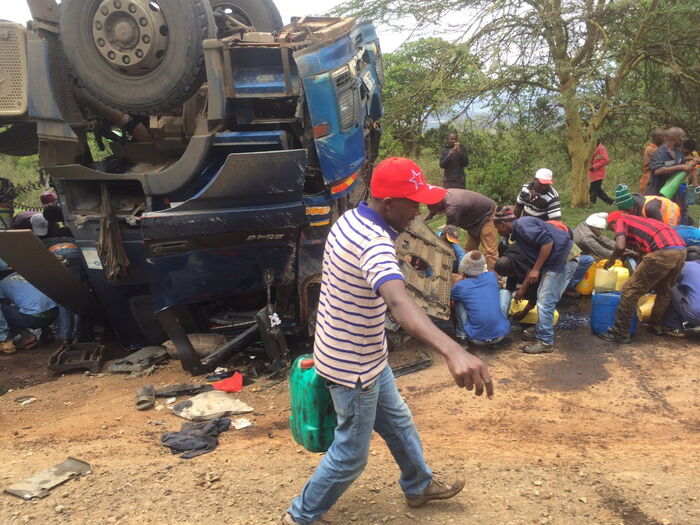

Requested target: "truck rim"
[{"left": 91, "top": 0, "right": 170, "bottom": 75}]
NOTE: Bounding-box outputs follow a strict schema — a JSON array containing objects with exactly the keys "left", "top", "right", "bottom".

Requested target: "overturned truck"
[{"left": 0, "top": 0, "right": 385, "bottom": 373}]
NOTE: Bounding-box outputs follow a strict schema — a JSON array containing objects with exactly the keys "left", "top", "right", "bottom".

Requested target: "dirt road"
[{"left": 1, "top": 324, "right": 698, "bottom": 525}]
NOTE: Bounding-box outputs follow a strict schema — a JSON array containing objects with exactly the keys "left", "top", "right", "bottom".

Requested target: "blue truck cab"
[{"left": 0, "top": 2, "right": 383, "bottom": 373}]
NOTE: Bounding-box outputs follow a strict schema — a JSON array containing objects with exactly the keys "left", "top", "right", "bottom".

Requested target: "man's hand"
[
  {"left": 444, "top": 345, "right": 494, "bottom": 398},
  {"left": 511, "top": 309, "right": 527, "bottom": 322},
  {"left": 526, "top": 268, "right": 539, "bottom": 286},
  {"left": 603, "top": 258, "right": 616, "bottom": 270},
  {"left": 378, "top": 279, "right": 494, "bottom": 399}
]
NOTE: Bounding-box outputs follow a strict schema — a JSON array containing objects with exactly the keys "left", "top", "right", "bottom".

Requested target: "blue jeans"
[
  {"left": 454, "top": 302, "right": 506, "bottom": 344},
  {"left": 499, "top": 289, "right": 512, "bottom": 317},
  {"left": 58, "top": 306, "right": 82, "bottom": 342},
  {"left": 567, "top": 254, "right": 594, "bottom": 290},
  {"left": 0, "top": 307, "right": 8, "bottom": 342},
  {"left": 1, "top": 304, "right": 57, "bottom": 336},
  {"left": 288, "top": 365, "right": 432, "bottom": 524},
  {"left": 535, "top": 260, "right": 578, "bottom": 344}
]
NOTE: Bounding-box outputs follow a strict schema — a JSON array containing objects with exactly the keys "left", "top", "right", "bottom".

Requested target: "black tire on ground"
[
  {"left": 209, "top": 0, "right": 283, "bottom": 32},
  {"left": 0, "top": 123, "right": 39, "bottom": 156},
  {"left": 59, "top": 0, "right": 216, "bottom": 115}
]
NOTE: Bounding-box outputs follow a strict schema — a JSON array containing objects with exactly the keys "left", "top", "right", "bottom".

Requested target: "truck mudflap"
[
  {"left": 141, "top": 149, "right": 306, "bottom": 311},
  {"left": 395, "top": 217, "right": 454, "bottom": 320}
]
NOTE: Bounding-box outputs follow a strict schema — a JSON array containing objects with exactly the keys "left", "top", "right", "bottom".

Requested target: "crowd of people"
[
  {"left": 433, "top": 128, "right": 699, "bottom": 354},
  {"left": 282, "top": 144, "right": 699, "bottom": 524},
  {"left": 0, "top": 188, "right": 87, "bottom": 355}
]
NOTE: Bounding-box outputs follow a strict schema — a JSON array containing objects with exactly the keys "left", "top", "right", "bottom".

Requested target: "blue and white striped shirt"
[{"left": 313, "top": 202, "right": 403, "bottom": 388}]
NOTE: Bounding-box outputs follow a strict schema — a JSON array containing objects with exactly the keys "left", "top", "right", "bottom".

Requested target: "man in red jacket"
[{"left": 588, "top": 140, "right": 614, "bottom": 205}]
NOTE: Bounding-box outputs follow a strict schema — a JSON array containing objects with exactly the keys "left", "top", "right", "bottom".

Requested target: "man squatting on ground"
[
  {"left": 283, "top": 157, "right": 493, "bottom": 525},
  {"left": 598, "top": 212, "right": 686, "bottom": 343}
]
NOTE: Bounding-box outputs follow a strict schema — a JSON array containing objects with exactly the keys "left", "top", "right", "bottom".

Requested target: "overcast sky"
[{"left": 1, "top": 1, "right": 408, "bottom": 51}]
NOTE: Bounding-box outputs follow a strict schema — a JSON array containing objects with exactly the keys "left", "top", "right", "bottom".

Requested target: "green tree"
[
  {"left": 381, "top": 38, "right": 481, "bottom": 157},
  {"left": 337, "top": 0, "right": 700, "bottom": 206}
]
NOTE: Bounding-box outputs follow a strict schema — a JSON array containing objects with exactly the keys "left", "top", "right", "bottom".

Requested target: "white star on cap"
[{"left": 409, "top": 170, "right": 425, "bottom": 189}]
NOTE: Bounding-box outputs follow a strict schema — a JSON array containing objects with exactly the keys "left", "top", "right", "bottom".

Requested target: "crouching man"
[
  {"left": 451, "top": 250, "right": 511, "bottom": 348},
  {"left": 283, "top": 158, "right": 493, "bottom": 525},
  {"left": 598, "top": 211, "right": 686, "bottom": 343}
]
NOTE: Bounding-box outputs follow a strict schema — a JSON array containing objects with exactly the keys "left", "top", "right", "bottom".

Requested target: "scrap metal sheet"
[
  {"left": 4, "top": 457, "right": 91, "bottom": 500},
  {"left": 0, "top": 230, "right": 96, "bottom": 315},
  {"left": 395, "top": 218, "right": 454, "bottom": 320}
]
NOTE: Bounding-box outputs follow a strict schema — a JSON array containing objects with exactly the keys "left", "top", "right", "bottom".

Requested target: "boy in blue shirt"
[{"left": 451, "top": 250, "right": 511, "bottom": 348}]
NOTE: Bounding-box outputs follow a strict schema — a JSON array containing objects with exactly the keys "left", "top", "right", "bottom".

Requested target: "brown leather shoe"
[
  {"left": 0, "top": 340, "right": 16, "bottom": 355},
  {"left": 406, "top": 477, "right": 465, "bottom": 508},
  {"left": 14, "top": 331, "right": 38, "bottom": 350},
  {"left": 281, "top": 512, "right": 299, "bottom": 524}
]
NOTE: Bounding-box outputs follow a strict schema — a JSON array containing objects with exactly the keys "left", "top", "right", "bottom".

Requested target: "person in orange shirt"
[
  {"left": 588, "top": 140, "right": 613, "bottom": 205},
  {"left": 640, "top": 128, "right": 665, "bottom": 194}
]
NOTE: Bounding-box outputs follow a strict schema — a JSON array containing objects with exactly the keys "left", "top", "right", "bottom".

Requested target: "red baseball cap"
[{"left": 370, "top": 157, "right": 447, "bottom": 205}]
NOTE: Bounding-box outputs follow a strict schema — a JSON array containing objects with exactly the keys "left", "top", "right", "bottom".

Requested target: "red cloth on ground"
[{"left": 212, "top": 372, "right": 243, "bottom": 393}]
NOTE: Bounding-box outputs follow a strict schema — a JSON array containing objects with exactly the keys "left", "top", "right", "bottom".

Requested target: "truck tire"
[
  {"left": 210, "top": 0, "right": 283, "bottom": 32},
  {"left": 59, "top": 0, "right": 216, "bottom": 115},
  {"left": 0, "top": 123, "right": 39, "bottom": 156}
]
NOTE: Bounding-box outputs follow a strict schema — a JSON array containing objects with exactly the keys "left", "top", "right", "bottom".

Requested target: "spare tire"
[
  {"left": 0, "top": 123, "right": 39, "bottom": 156},
  {"left": 59, "top": 0, "right": 216, "bottom": 115},
  {"left": 210, "top": 0, "right": 283, "bottom": 33}
]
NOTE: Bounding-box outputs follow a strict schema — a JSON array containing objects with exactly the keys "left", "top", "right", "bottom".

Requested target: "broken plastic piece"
[
  {"left": 108, "top": 346, "right": 168, "bottom": 374},
  {"left": 48, "top": 343, "right": 105, "bottom": 374},
  {"left": 4, "top": 457, "right": 91, "bottom": 500}
]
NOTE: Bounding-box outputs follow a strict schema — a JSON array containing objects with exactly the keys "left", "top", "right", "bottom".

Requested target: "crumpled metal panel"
[{"left": 395, "top": 217, "right": 454, "bottom": 320}]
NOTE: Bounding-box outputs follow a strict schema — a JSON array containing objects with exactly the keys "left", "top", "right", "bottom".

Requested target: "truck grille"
[
  {"left": 0, "top": 23, "right": 28, "bottom": 117},
  {"left": 332, "top": 68, "right": 353, "bottom": 90}
]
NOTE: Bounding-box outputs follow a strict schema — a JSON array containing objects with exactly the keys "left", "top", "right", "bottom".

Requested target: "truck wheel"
[
  {"left": 59, "top": 0, "right": 216, "bottom": 115},
  {"left": 210, "top": 0, "right": 283, "bottom": 32},
  {"left": 0, "top": 123, "right": 38, "bottom": 156}
]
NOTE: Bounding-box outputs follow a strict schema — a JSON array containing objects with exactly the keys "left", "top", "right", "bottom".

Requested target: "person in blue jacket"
[{"left": 450, "top": 250, "right": 511, "bottom": 348}]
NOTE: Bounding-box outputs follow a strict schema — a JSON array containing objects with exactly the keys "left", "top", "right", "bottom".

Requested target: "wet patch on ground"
[
  {"left": 597, "top": 486, "right": 664, "bottom": 525},
  {"left": 529, "top": 326, "right": 612, "bottom": 392}
]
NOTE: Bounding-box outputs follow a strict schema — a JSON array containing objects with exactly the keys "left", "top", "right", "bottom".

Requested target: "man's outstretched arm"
[{"left": 378, "top": 279, "right": 493, "bottom": 398}]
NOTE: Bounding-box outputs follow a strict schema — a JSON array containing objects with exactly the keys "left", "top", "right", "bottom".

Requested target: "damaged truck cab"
[{"left": 0, "top": 1, "right": 383, "bottom": 373}]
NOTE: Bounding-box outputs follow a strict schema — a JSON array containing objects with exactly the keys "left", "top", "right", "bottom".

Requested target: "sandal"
[{"left": 135, "top": 384, "right": 155, "bottom": 411}]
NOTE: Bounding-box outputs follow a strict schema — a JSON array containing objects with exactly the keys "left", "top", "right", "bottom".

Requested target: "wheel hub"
[{"left": 92, "top": 0, "right": 169, "bottom": 74}]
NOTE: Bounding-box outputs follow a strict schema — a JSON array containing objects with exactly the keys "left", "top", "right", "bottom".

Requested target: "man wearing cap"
[
  {"left": 451, "top": 250, "right": 511, "bottom": 348},
  {"left": 514, "top": 169, "right": 562, "bottom": 221},
  {"left": 573, "top": 213, "right": 617, "bottom": 259},
  {"left": 493, "top": 210, "right": 576, "bottom": 354},
  {"left": 437, "top": 224, "right": 466, "bottom": 273},
  {"left": 598, "top": 212, "right": 686, "bottom": 343},
  {"left": 615, "top": 184, "right": 680, "bottom": 226},
  {"left": 425, "top": 189, "right": 498, "bottom": 270},
  {"left": 283, "top": 157, "right": 493, "bottom": 525}
]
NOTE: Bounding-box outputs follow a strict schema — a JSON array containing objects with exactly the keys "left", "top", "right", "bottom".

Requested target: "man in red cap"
[
  {"left": 599, "top": 211, "right": 686, "bottom": 343},
  {"left": 283, "top": 157, "right": 493, "bottom": 525}
]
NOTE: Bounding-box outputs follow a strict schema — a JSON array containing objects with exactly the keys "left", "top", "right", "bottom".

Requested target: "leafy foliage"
[{"left": 340, "top": 0, "right": 700, "bottom": 206}]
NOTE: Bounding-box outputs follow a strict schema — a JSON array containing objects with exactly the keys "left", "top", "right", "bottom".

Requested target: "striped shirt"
[
  {"left": 313, "top": 202, "right": 403, "bottom": 388},
  {"left": 613, "top": 215, "right": 685, "bottom": 254},
  {"left": 516, "top": 181, "right": 561, "bottom": 220}
]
